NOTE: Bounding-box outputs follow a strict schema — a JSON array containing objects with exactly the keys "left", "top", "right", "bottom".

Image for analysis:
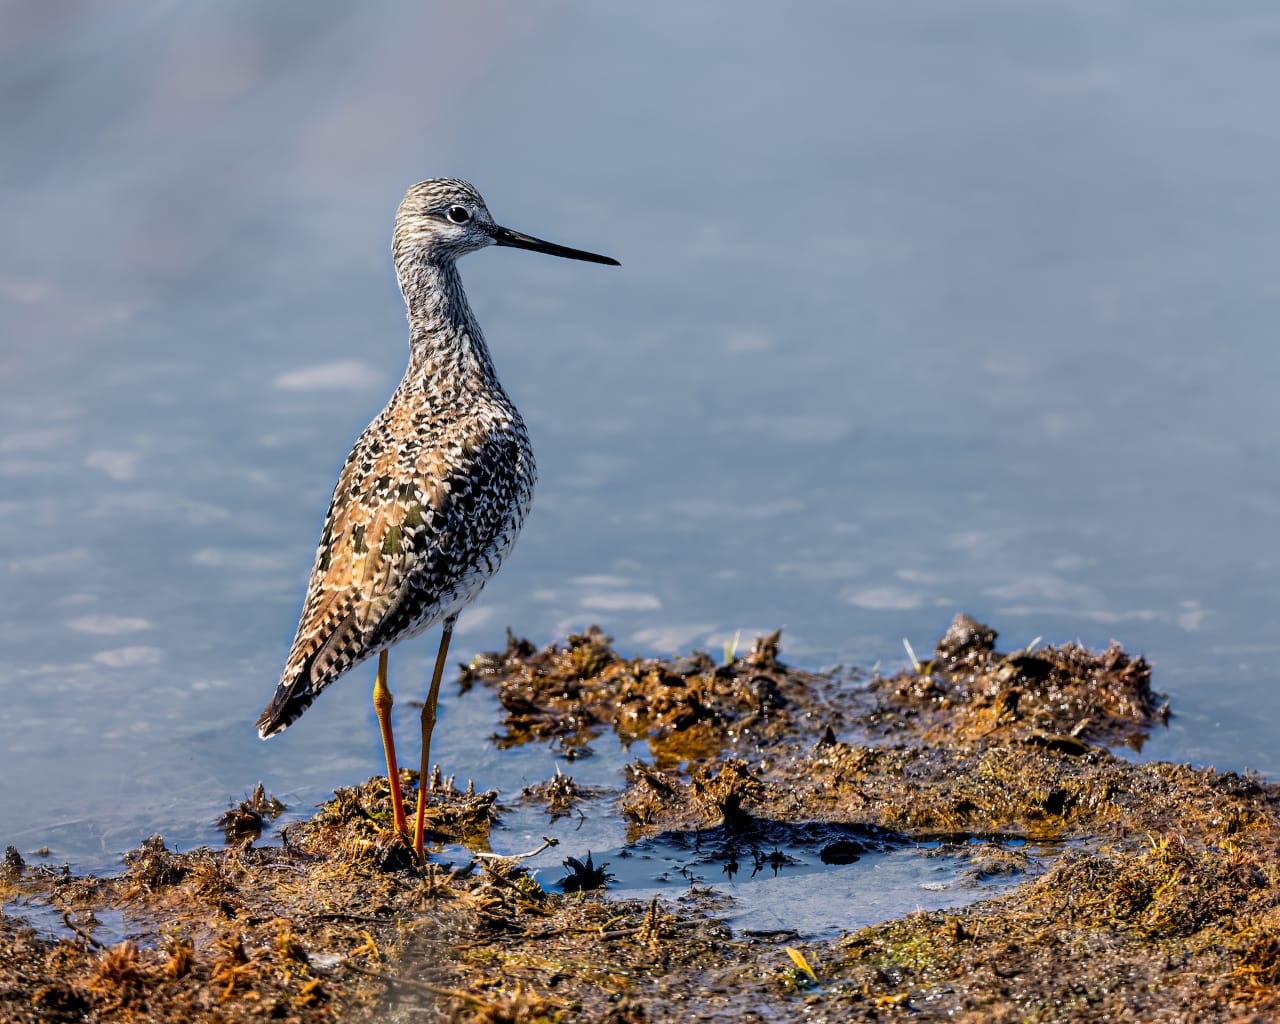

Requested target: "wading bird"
[{"left": 256, "top": 179, "right": 618, "bottom": 854}]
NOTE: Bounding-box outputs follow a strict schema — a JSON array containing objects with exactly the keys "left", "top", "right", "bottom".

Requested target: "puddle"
[
  {"left": 3, "top": 894, "right": 128, "bottom": 948},
  {"left": 601, "top": 832, "right": 1049, "bottom": 939},
  {"left": 491, "top": 795, "right": 1056, "bottom": 939}
]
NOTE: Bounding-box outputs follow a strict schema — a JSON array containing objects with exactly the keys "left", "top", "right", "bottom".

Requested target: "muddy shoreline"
[{"left": 3, "top": 615, "right": 1278, "bottom": 1022}]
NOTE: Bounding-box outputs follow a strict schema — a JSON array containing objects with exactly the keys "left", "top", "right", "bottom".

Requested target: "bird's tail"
[
  {"left": 258, "top": 612, "right": 374, "bottom": 738},
  {"left": 256, "top": 658, "right": 319, "bottom": 739}
]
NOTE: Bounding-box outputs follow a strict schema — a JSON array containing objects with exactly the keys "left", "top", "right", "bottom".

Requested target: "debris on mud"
[
  {"left": 869, "top": 611, "right": 1169, "bottom": 749},
  {"left": 218, "top": 782, "right": 286, "bottom": 846},
  {"left": 0, "top": 774, "right": 506, "bottom": 1023},
  {"left": 518, "top": 768, "right": 611, "bottom": 823},
  {"left": 2, "top": 614, "right": 1278, "bottom": 1022},
  {"left": 557, "top": 851, "right": 613, "bottom": 893},
  {"left": 466, "top": 624, "right": 846, "bottom": 763}
]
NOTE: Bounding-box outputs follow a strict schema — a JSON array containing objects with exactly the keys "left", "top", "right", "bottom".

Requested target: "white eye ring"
[{"left": 446, "top": 205, "right": 471, "bottom": 225}]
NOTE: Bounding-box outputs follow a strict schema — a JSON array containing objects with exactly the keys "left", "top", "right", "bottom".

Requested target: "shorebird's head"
[{"left": 393, "top": 178, "right": 619, "bottom": 269}]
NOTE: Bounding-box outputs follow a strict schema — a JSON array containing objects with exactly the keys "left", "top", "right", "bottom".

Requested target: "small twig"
[
  {"left": 343, "top": 961, "right": 488, "bottom": 1007},
  {"left": 60, "top": 910, "right": 106, "bottom": 950},
  {"left": 473, "top": 836, "right": 559, "bottom": 861},
  {"left": 354, "top": 930, "right": 381, "bottom": 961},
  {"left": 902, "top": 638, "right": 921, "bottom": 673},
  {"left": 525, "top": 916, "right": 695, "bottom": 942},
  {"left": 597, "top": 926, "right": 643, "bottom": 941}
]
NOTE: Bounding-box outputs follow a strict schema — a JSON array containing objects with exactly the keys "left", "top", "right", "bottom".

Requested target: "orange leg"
[
  {"left": 372, "top": 649, "right": 409, "bottom": 837},
  {"left": 413, "top": 616, "right": 456, "bottom": 855}
]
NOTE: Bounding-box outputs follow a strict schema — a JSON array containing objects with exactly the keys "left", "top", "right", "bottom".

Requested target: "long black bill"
[{"left": 490, "top": 224, "right": 619, "bottom": 266}]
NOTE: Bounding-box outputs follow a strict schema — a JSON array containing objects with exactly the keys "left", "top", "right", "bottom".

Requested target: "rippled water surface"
[{"left": 4, "top": 3, "right": 1280, "bottom": 880}]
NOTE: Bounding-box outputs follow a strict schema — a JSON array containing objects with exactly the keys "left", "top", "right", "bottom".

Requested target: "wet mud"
[{"left": 3, "top": 614, "right": 1278, "bottom": 1022}]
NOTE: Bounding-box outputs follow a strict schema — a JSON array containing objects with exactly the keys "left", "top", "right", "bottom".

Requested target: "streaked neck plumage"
[{"left": 395, "top": 251, "right": 501, "bottom": 391}]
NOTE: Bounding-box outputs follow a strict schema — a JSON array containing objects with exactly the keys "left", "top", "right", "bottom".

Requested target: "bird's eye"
[{"left": 446, "top": 205, "right": 471, "bottom": 225}]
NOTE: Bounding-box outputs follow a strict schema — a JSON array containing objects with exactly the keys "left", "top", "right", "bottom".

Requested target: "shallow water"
[
  {"left": 500, "top": 810, "right": 1047, "bottom": 939},
  {"left": 3, "top": 2, "right": 1280, "bottom": 891}
]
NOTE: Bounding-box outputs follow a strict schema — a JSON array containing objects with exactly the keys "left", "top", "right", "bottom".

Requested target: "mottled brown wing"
[{"left": 256, "top": 417, "right": 530, "bottom": 737}]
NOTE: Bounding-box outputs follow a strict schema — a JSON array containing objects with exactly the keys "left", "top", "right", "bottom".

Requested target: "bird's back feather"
[{"left": 256, "top": 384, "right": 534, "bottom": 739}]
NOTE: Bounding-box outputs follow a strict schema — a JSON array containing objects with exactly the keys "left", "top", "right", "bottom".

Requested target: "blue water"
[{"left": 3, "top": 2, "right": 1280, "bottom": 877}]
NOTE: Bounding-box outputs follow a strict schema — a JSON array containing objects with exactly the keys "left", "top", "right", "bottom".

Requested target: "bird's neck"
[{"left": 397, "top": 259, "right": 500, "bottom": 391}]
